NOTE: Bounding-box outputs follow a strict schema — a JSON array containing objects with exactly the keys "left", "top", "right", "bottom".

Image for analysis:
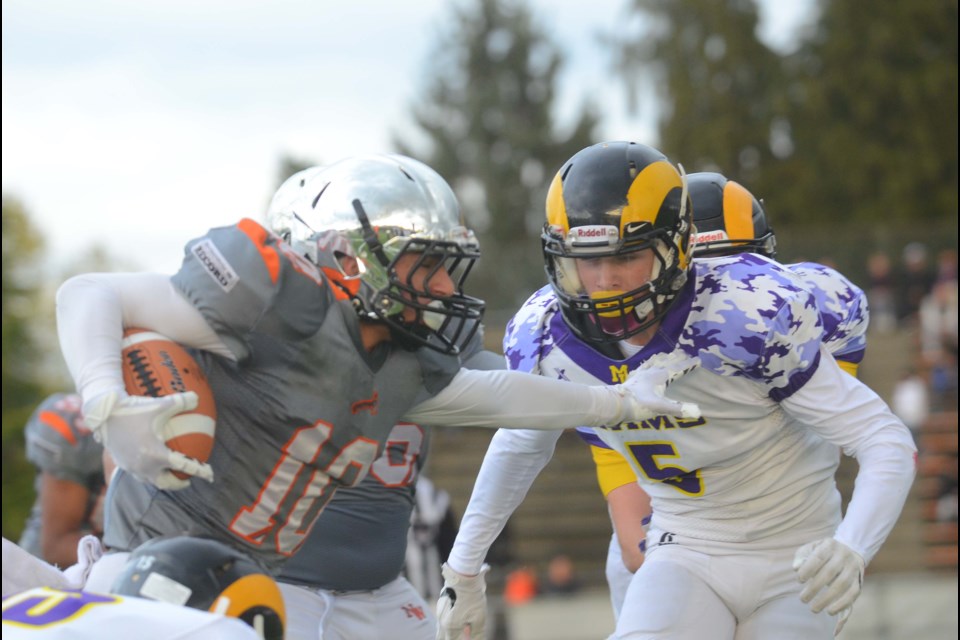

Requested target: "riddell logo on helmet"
[
  {"left": 570, "top": 226, "right": 617, "bottom": 240},
  {"left": 692, "top": 231, "right": 729, "bottom": 243}
]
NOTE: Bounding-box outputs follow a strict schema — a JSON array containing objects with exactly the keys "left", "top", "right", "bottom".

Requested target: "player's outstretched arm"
[{"left": 406, "top": 353, "right": 700, "bottom": 430}]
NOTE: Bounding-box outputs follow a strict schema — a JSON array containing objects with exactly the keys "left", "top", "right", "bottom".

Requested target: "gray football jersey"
[
  {"left": 19, "top": 393, "right": 104, "bottom": 559},
  {"left": 103, "top": 220, "right": 460, "bottom": 570},
  {"left": 279, "top": 323, "right": 504, "bottom": 590}
]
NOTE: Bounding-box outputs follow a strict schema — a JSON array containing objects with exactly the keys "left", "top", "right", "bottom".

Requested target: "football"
[{"left": 121, "top": 328, "right": 217, "bottom": 479}]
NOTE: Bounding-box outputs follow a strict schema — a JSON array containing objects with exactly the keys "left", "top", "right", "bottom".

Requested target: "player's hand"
[
  {"left": 436, "top": 563, "right": 489, "bottom": 640},
  {"left": 610, "top": 351, "right": 701, "bottom": 424},
  {"left": 793, "top": 537, "right": 865, "bottom": 635},
  {"left": 83, "top": 390, "right": 214, "bottom": 490}
]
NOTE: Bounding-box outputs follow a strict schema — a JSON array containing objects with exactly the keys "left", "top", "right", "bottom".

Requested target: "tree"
[
  {"left": 2, "top": 196, "right": 50, "bottom": 540},
  {"left": 779, "top": 0, "right": 958, "bottom": 227},
  {"left": 607, "top": 0, "right": 785, "bottom": 189},
  {"left": 396, "top": 0, "right": 600, "bottom": 319},
  {"left": 607, "top": 0, "right": 957, "bottom": 278}
]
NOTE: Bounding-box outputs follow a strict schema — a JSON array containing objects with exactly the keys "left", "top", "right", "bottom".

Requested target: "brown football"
[{"left": 121, "top": 328, "right": 217, "bottom": 479}]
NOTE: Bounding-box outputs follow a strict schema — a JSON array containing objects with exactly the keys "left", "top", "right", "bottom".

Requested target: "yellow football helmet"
[
  {"left": 688, "top": 172, "right": 776, "bottom": 259},
  {"left": 111, "top": 536, "right": 286, "bottom": 640},
  {"left": 542, "top": 141, "right": 693, "bottom": 343}
]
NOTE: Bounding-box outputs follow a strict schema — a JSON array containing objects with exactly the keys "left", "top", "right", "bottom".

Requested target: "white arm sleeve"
[
  {"left": 446, "top": 428, "right": 563, "bottom": 574},
  {"left": 781, "top": 348, "right": 917, "bottom": 564},
  {"left": 56, "top": 273, "right": 233, "bottom": 406},
  {"left": 404, "top": 368, "right": 622, "bottom": 429}
]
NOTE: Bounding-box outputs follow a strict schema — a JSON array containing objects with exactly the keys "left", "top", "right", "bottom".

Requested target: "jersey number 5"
[{"left": 625, "top": 441, "right": 704, "bottom": 496}]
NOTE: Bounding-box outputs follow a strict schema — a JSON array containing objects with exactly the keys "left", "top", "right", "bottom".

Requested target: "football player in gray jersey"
[
  {"left": 55, "top": 154, "right": 700, "bottom": 596},
  {"left": 19, "top": 393, "right": 105, "bottom": 568},
  {"left": 270, "top": 169, "right": 499, "bottom": 640},
  {"left": 278, "top": 326, "right": 501, "bottom": 640}
]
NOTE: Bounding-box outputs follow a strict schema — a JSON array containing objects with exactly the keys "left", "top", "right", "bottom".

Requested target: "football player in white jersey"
[
  {"left": 435, "top": 142, "right": 916, "bottom": 640},
  {"left": 2, "top": 536, "right": 284, "bottom": 640},
  {"left": 55, "top": 154, "right": 698, "bottom": 595},
  {"left": 595, "top": 171, "right": 873, "bottom": 622}
]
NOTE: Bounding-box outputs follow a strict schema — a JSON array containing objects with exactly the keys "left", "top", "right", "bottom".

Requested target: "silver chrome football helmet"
[
  {"left": 268, "top": 166, "right": 327, "bottom": 224},
  {"left": 269, "top": 154, "right": 484, "bottom": 355}
]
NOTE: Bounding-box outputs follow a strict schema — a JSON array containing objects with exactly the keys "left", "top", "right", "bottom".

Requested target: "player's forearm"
[
  {"left": 446, "top": 428, "right": 562, "bottom": 574},
  {"left": 781, "top": 348, "right": 917, "bottom": 563},
  {"left": 833, "top": 432, "right": 916, "bottom": 564},
  {"left": 57, "top": 274, "right": 128, "bottom": 404},
  {"left": 607, "top": 482, "right": 650, "bottom": 573},
  {"left": 42, "top": 529, "right": 90, "bottom": 569},
  {"left": 57, "top": 273, "right": 231, "bottom": 406},
  {"left": 405, "top": 368, "right": 621, "bottom": 429}
]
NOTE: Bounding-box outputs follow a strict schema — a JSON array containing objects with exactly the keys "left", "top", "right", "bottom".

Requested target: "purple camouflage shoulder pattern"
[
  {"left": 503, "top": 284, "right": 559, "bottom": 374},
  {"left": 787, "top": 262, "right": 869, "bottom": 364}
]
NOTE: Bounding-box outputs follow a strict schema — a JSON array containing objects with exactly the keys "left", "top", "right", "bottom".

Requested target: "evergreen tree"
[
  {"left": 608, "top": 0, "right": 957, "bottom": 275},
  {"left": 608, "top": 0, "right": 785, "bottom": 189},
  {"left": 780, "top": 0, "right": 958, "bottom": 227},
  {"left": 396, "top": 0, "right": 600, "bottom": 318},
  {"left": 2, "top": 196, "right": 50, "bottom": 540}
]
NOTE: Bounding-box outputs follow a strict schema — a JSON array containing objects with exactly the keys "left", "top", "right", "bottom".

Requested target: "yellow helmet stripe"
[
  {"left": 545, "top": 171, "right": 568, "bottom": 232},
  {"left": 211, "top": 574, "right": 286, "bottom": 627},
  {"left": 621, "top": 160, "right": 683, "bottom": 231},
  {"left": 722, "top": 181, "right": 757, "bottom": 241}
]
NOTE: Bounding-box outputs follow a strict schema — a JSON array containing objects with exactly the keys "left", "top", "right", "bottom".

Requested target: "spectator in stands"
[
  {"left": 935, "top": 455, "right": 959, "bottom": 523},
  {"left": 896, "top": 242, "right": 937, "bottom": 325},
  {"left": 918, "top": 248, "right": 959, "bottom": 410},
  {"left": 540, "top": 553, "right": 582, "bottom": 597},
  {"left": 891, "top": 367, "right": 930, "bottom": 440},
  {"left": 405, "top": 475, "right": 459, "bottom": 602},
  {"left": 502, "top": 565, "right": 538, "bottom": 606},
  {"left": 866, "top": 250, "right": 897, "bottom": 332}
]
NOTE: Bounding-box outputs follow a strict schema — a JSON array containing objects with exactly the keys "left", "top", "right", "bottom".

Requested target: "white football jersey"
[
  {"left": 503, "top": 255, "right": 885, "bottom": 550},
  {"left": 1, "top": 587, "right": 259, "bottom": 639}
]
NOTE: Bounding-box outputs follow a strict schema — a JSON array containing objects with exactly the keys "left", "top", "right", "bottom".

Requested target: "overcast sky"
[{"left": 2, "top": 0, "right": 813, "bottom": 275}]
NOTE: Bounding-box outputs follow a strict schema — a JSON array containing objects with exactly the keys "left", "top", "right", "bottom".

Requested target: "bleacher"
[{"left": 917, "top": 411, "right": 959, "bottom": 571}]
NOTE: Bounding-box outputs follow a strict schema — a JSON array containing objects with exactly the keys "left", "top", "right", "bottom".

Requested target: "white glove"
[
  {"left": 793, "top": 537, "right": 865, "bottom": 635},
  {"left": 62, "top": 534, "right": 104, "bottom": 588},
  {"left": 84, "top": 390, "right": 214, "bottom": 490},
  {"left": 436, "top": 563, "right": 489, "bottom": 640},
  {"left": 609, "top": 352, "right": 701, "bottom": 424}
]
